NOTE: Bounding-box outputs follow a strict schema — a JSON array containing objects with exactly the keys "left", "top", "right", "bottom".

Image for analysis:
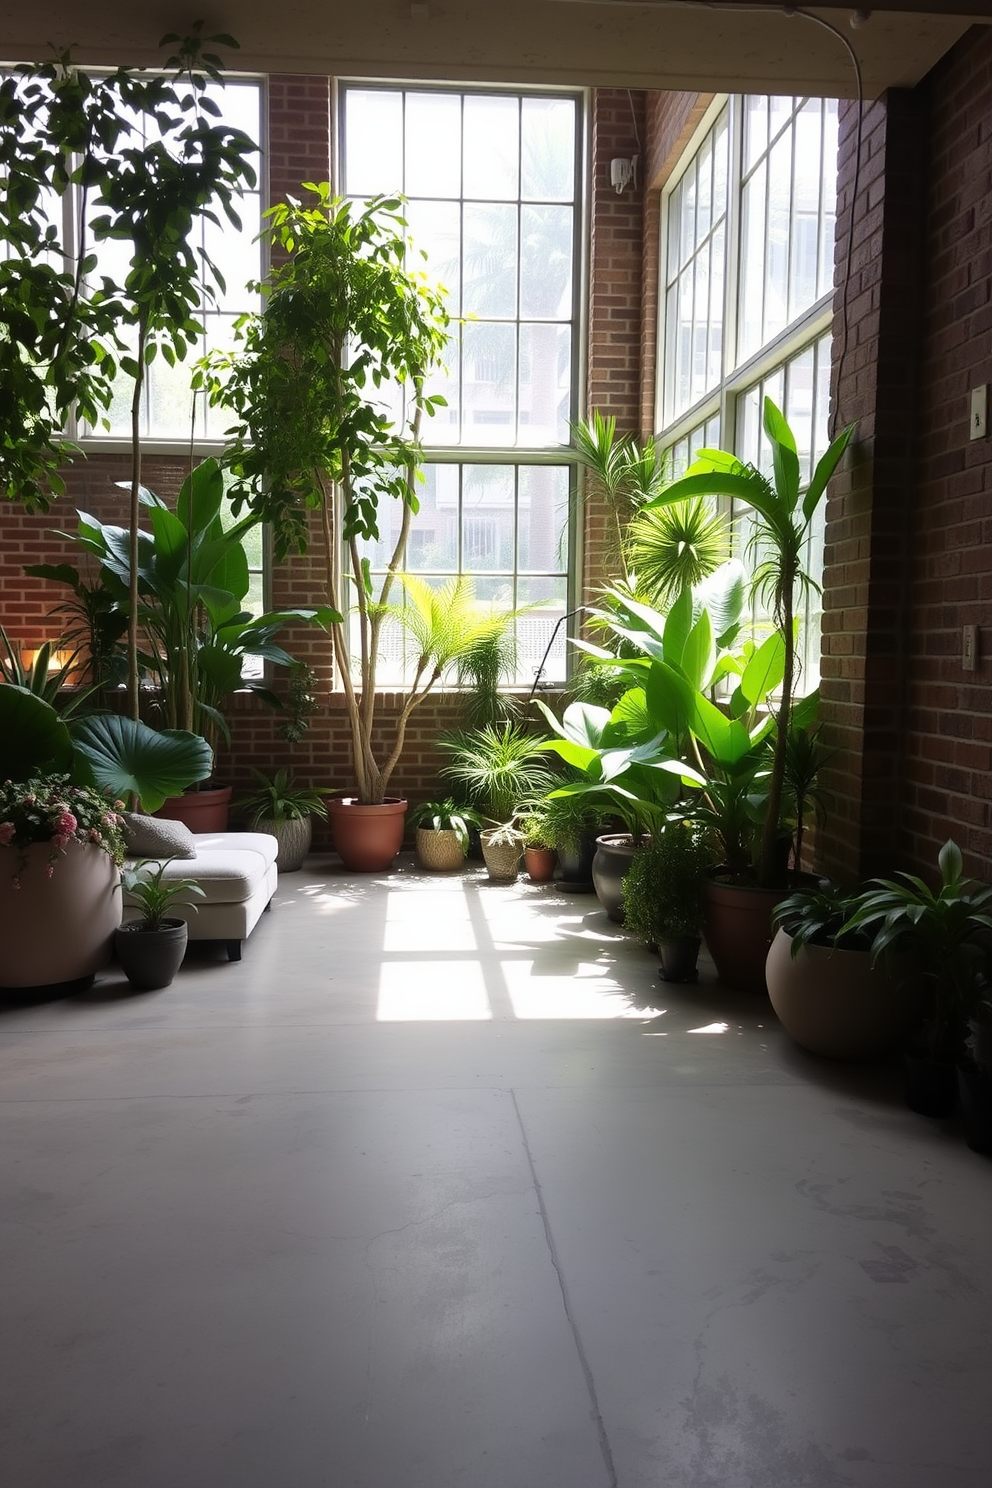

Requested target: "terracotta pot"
[
  {"left": 766, "top": 928, "right": 921, "bottom": 1060},
  {"left": 415, "top": 827, "right": 466, "bottom": 872},
  {"left": 115, "top": 919, "right": 188, "bottom": 991},
  {"left": 524, "top": 846, "right": 557, "bottom": 883},
  {"left": 480, "top": 829, "right": 523, "bottom": 882},
  {"left": 156, "top": 785, "right": 232, "bottom": 833},
  {"left": 592, "top": 834, "right": 639, "bottom": 923},
  {"left": 703, "top": 873, "right": 789, "bottom": 995},
  {"left": 0, "top": 841, "right": 122, "bottom": 988},
  {"left": 327, "top": 796, "right": 407, "bottom": 872},
  {"left": 255, "top": 816, "right": 312, "bottom": 872}
]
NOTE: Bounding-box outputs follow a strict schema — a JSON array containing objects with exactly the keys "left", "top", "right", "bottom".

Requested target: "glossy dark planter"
[
  {"left": 902, "top": 1050, "right": 958, "bottom": 1117},
  {"left": 592, "top": 834, "right": 638, "bottom": 923},
  {"left": 116, "top": 919, "right": 188, "bottom": 991},
  {"left": 658, "top": 937, "right": 701, "bottom": 984},
  {"left": 957, "top": 1064, "right": 992, "bottom": 1153},
  {"left": 556, "top": 833, "right": 597, "bottom": 890}
]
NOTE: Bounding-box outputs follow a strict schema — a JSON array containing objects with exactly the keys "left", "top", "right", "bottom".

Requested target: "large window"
[
  {"left": 340, "top": 85, "right": 582, "bottom": 686},
  {"left": 658, "top": 94, "right": 838, "bottom": 685}
]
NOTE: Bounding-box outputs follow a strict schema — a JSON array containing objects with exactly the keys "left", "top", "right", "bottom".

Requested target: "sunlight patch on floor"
[{"left": 376, "top": 962, "right": 492, "bottom": 1021}]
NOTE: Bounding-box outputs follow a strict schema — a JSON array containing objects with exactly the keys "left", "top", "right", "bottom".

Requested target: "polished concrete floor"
[{"left": 1, "top": 856, "right": 990, "bottom": 1488}]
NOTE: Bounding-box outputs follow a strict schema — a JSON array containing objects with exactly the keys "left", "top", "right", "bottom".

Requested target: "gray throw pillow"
[{"left": 122, "top": 813, "right": 198, "bottom": 860}]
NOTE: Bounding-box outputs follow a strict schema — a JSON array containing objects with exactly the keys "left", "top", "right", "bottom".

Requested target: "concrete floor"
[{"left": 1, "top": 856, "right": 990, "bottom": 1488}]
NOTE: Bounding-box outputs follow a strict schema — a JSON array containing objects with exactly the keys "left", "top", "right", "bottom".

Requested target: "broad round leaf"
[
  {"left": 69, "top": 715, "right": 213, "bottom": 813},
  {"left": 0, "top": 686, "right": 74, "bottom": 781}
]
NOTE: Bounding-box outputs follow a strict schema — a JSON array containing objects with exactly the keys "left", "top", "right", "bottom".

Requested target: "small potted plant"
[
  {"left": 621, "top": 819, "right": 713, "bottom": 983},
  {"left": 116, "top": 860, "right": 206, "bottom": 990},
  {"left": 519, "top": 807, "right": 557, "bottom": 884},
  {"left": 408, "top": 798, "right": 482, "bottom": 872},
  {"left": 840, "top": 840, "right": 992, "bottom": 1113},
  {"left": 439, "top": 723, "right": 554, "bottom": 884},
  {"left": 239, "top": 767, "right": 328, "bottom": 872}
]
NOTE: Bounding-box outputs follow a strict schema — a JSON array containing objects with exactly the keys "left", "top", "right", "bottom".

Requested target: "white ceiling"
[{"left": 0, "top": 2, "right": 982, "bottom": 98}]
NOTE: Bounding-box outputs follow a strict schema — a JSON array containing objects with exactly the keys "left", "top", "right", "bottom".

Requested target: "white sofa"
[{"left": 124, "top": 831, "right": 279, "bottom": 962}]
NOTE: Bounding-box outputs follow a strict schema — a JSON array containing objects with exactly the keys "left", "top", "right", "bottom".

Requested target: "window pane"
[
  {"left": 463, "top": 202, "right": 517, "bottom": 317},
  {"left": 519, "top": 323, "right": 571, "bottom": 445},
  {"left": 518, "top": 577, "right": 567, "bottom": 686},
  {"left": 520, "top": 205, "right": 573, "bottom": 317},
  {"left": 345, "top": 89, "right": 403, "bottom": 193},
  {"left": 743, "top": 95, "right": 768, "bottom": 173},
  {"left": 765, "top": 132, "right": 792, "bottom": 343},
  {"left": 408, "top": 466, "right": 460, "bottom": 571},
  {"left": 464, "top": 95, "right": 519, "bottom": 200},
  {"left": 517, "top": 466, "right": 569, "bottom": 573},
  {"left": 462, "top": 465, "right": 515, "bottom": 570},
  {"left": 521, "top": 97, "right": 575, "bottom": 202},
  {"left": 461, "top": 321, "right": 516, "bottom": 443},
  {"left": 405, "top": 93, "right": 462, "bottom": 197},
  {"left": 405, "top": 198, "right": 462, "bottom": 314}
]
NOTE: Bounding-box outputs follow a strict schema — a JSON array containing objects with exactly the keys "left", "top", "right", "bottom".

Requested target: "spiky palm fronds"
[{"left": 627, "top": 496, "right": 729, "bottom": 607}]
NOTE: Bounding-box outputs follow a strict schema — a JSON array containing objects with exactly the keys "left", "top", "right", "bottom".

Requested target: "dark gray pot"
[
  {"left": 115, "top": 919, "right": 188, "bottom": 990},
  {"left": 658, "top": 937, "right": 701, "bottom": 984}
]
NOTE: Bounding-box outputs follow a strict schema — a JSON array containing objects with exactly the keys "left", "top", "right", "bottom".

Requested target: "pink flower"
[
  {"left": 46, "top": 864, "right": 55, "bottom": 879},
  {"left": 57, "top": 810, "right": 77, "bottom": 836},
  {"left": 89, "top": 828, "right": 102, "bottom": 844},
  {"left": 0, "top": 822, "right": 14, "bottom": 845},
  {"left": 53, "top": 833, "right": 69, "bottom": 851}
]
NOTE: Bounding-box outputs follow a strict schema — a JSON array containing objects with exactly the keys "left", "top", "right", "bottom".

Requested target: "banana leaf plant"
[
  {"left": 641, "top": 398, "right": 855, "bottom": 888},
  {"left": 32, "top": 459, "right": 337, "bottom": 752},
  {"left": 0, "top": 686, "right": 212, "bottom": 812}
]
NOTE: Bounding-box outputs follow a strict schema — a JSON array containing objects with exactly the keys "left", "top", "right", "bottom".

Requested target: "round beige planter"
[
  {"left": 766, "top": 927, "right": 922, "bottom": 1061},
  {"left": 256, "top": 815, "right": 313, "bottom": 872},
  {"left": 480, "top": 829, "right": 523, "bottom": 882},
  {"left": 415, "top": 827, "right": 466, "bottom": 872},
  {"left": 0, "top": 841, "right": 122, "bottom": 988}
]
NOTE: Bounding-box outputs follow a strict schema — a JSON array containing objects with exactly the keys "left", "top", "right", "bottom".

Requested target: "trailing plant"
[
  {"left": 0, "top": 773, "right": 126, "bottom": 883},
  {"left": 282, "top": 662, "right": 321, "bottom": 744},
  {"left": 198, "top": 188, "right": 458, "bottom": 805},
  {"left": 239, "top": 768, "right": 327, "bottom": 826},
  {"left": 120, "top": 859, "right": 205, "bottom": 932}
]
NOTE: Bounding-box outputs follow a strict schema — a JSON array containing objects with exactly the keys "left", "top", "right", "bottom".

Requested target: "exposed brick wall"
[
  {"left": 583, "top": 88, "right": 647, "bottom": 601},
  {"left": 267, "top": 75, "right": 333, "bottom": 206}
]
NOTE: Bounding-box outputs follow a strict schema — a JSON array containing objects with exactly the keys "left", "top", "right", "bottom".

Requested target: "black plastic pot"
[
  {"left": 902, "top": 1049, "right": 958, "bottom": 1117},
  {"left": 556, "top": 832, "right": 597, "bottom": 891},
  {"left": 957, "top": 1063, "right": 992, "bottom": 1154},
  {"left": 115, "top": 919, "right": 188, "bottom": 991},
  {"left": 658, "top": 937, "right": 701, "bottom": 984}
]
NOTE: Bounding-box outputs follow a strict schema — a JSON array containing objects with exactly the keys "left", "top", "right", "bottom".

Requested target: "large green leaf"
[
  {"left": 691, "top": 693, "right": 753, "bottom": 767},
  {"left": 763, "top": 398, "right": 801, "bottom": 510},
  {"left": 644, "top": 660, "right": 695, "bottom": 739},
  {"left": 177, "top": 458, "right": 225, "bottom": 539},
  {"left": 662, "top": 585, "right": 692, "bottom": 670},
  {"left": 679, "top": 608, "right": 715, "bottom": 693},
  {"left": 803, "top": 421, "right": 856, "bottom": 522},
  {"left": 693, "top": 559, "right": 746, "bottom": 647},
  {"left": 0, "top": 687, "right": 74, "bottom": 781},
  {"left": 68, "top": 715, "right": 213, "bottom": 813},
  {"left": 739, "top": 631, "right": 786, "bottom": 708},
  {"left": 149, "top": 505, "right": 191, "bottom": 587}
]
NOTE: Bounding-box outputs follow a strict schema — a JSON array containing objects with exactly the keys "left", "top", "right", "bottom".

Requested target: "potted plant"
[
  {"left": 767, "top": 881, "right": 922, "bottom": 1061},
  {"left": 116, "top": 860, "right": 206, "bottom": 990},
  {"left": 839, "top": 840, "right": 992, "bottom": 1114},
  {"left": 438, "top": 723, "right": 554, "bottom": 883},
  {"left": 408, "top": 798, "right": 482, "bottom": 872},
  {"left": 199, "top": 190, "right": 510, "bottom": 871},
  {"left": 540, "top": 790, "right": 602, "bottom": 889},
  {"left": 239, "top": 768, "right": 328, "bottom": 872},
  {"left": 0, "top": 686, "right": 211, "bottom": 988},
  {"left": 34, "top": 460, "right": 332, "bottom": 829},
  {"left": 518, "top": 807, "right": 557, "bottom": 884},
  {"left": 621, "top": 818, "right": 714, "bottom": 982}
]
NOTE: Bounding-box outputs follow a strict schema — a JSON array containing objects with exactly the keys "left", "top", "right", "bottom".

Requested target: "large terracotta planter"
[
  {"left": 0, "top": 841, "right": 122, "bottom": 988},
  {"left": 703, "top": 873, "right": 787, "bottom": 995},
  {"left": 157, "top": 785, "right": 232, "bottom": 833},
  {"left": 327, "top": 796, "right": 407, "bottom": 872},
  {"left": 766, "top": 928, "right": 922, "bottom": 1060},
  {"left": 592, "top": 834, "right": 639, "bottom": 923}
]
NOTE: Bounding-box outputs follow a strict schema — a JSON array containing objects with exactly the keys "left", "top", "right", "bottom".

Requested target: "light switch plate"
[
  {"left": 963, "top": 623, "right": 979, "bottom": 671},
  {"left": 971, "top": 386, "right": 988, "bottom": 440}
]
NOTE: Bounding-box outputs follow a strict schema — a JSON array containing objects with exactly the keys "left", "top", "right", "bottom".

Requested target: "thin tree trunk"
[
  {"left": 126, "top": 311, "right": 150, "bottom": 723},
  {"left": 758, "top": 572, "right": 795, "bottom": 889}
]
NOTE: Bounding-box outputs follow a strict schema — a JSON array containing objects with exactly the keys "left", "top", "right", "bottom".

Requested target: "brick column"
[{"left": 818, "top": 90, "right": 928, "bottom": 879}]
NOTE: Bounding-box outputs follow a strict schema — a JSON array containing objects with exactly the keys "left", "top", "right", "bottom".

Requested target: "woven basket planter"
[
  {"left": 256, "top": 815, "right": 313, "bottom": 873},
  {"left": 481, "top": 829, "right": 523, "bottom": 882},
  {"left": 415, "top": 827, "right": 466, "bottom": 872}
]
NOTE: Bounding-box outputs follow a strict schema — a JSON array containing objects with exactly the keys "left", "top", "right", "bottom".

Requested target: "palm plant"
[
  {"left": 646, "top": 398, "right": 855, "bottom": 888},
  {"left": 239, "top": 768, "right": 327, "bottom": 826},
  {"left": 439, "top": 723, "right": 554, "bottom": 826}
]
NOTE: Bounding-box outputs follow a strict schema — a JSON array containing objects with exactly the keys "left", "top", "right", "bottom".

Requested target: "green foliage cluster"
[
  {"left": 121, "top": 859, "right": 205, "bottom": 932},
  {"left": 239, "top": 768, "right": 327, "bottom": 826},
  {"left": 621, "top": 821, "right": 714, "bottom": 945},
  {"left": 0, "top": 773, "right": 127, "bottom": 880}
]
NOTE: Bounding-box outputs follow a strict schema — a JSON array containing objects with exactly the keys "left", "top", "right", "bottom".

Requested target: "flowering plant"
[{"left": 0, "top": 774, "right": 127, "bottom": 886}]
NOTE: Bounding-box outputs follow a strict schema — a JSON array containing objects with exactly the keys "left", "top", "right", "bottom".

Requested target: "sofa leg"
[{"left": 226, "top": 940, "right": 243, "bottom": 962}]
